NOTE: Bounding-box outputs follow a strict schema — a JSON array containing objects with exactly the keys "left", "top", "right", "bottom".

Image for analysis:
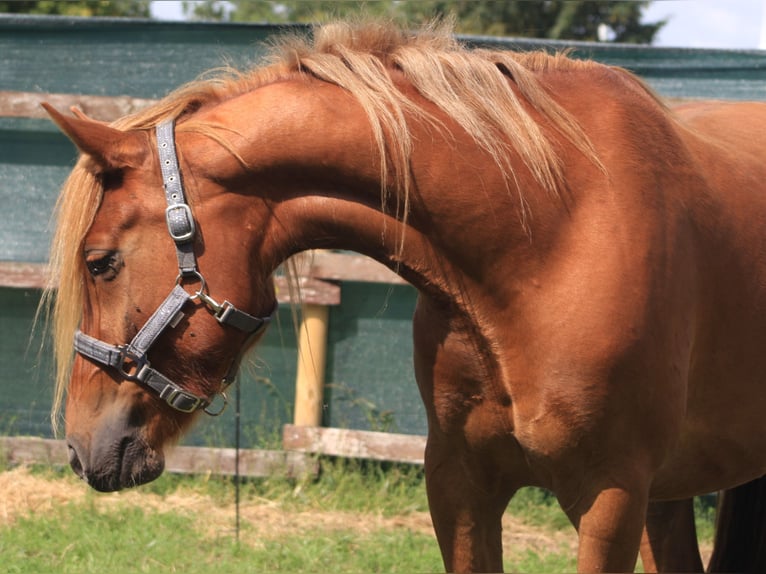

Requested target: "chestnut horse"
[{"left": 43, "top": 21, "right": 766, "bottom": 573}]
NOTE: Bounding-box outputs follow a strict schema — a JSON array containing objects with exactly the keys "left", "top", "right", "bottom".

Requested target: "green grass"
[
  {"left": 1, "top": 462, "right": 713, "bottom": 573},
  {"left": 1, "top": 502, "right": 445, "bottom": 573},
  {"left": 508, "top": 485, "right": 573, "bottom": 531}
]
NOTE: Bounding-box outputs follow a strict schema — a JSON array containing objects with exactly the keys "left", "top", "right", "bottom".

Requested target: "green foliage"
[
  {"left": 189, "top": 0, "right": 391, "bottom": 23},
  {"left": 508, "top": 486, "right": 574, "bottom": 531},
  {"left": 325, "top": 382, "right": 398, "bottom": 432},
  {"left": 0, "top": 0, "right": 150, "bottom": 17},
  {"left": 694, "top": 493, "right": 718, "bottom": 541},
  {"left": 402, "top": 0, "right": 664, "bottom": 43},
  {"left": 189, "top": 0, "right": 665, "bottom": 44}
]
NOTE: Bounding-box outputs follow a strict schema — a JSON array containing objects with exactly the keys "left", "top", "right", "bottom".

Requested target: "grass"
[
  {"left": 1, "top": 461, "right": 713, "bottom": 573},
  {"left": 1, "top": 462, "right": 446, "bottom": 573},
  {"left": 1, "top": 502, "right": 445, "bottom": 573}
]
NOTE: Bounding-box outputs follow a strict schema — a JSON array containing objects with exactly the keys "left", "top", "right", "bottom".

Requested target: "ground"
[{"left": 1, "top": 466, "right": 577, "bottom": 559}]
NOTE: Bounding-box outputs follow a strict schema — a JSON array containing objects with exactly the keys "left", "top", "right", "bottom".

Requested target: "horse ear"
[{"left": 41, "top": 103, "right": 148, "bottom": 172}]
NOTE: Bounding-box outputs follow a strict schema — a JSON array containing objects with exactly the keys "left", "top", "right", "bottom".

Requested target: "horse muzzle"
[{"left": 66, "top": 431, "right": 165, "bottom": 492}]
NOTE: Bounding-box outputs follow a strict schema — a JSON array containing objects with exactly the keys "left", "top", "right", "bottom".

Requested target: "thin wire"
[{"left": 235, "top": 379, "right": 241, "bottom": 544}]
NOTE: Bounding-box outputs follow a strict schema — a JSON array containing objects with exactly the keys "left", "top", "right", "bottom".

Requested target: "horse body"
[
  {"left": 45, "top": 22, "right": 766, "bottom": 572},
  {"left": 650, "top": 101, "right": 766, "bottom": 496}
]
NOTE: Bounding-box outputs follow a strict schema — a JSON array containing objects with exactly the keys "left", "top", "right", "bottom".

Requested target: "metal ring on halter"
[
  {"left": 176, "top": 271, "right": 225, "bottom": 314},
  {"left": 203, "top": 392, "right": 229, "bottom": 416},
  {"left": 176, "top": 270, "right": 207, "bottom": 299}
]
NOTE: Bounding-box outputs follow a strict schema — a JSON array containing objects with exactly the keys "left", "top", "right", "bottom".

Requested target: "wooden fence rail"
[
  {"left": 1, "top": 426, "right": 426, "bottom": 478},
  {"left": 0, "top": 90, "right": 154, "bottom": 121},
  {"left": 282, "top": 424, "right": 426, "bottom": 465}
]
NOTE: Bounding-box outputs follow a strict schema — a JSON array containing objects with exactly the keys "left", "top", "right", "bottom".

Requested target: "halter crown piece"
[{"left": 73, "top": 120, "right": 276, "bottom": 415}]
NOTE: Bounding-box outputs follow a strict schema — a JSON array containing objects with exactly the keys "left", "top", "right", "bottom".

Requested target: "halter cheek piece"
[{"left": 73, "top": 120, "right": 276, "bottom": 415}]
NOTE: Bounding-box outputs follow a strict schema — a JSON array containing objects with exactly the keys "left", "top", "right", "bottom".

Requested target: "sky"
[
  {"left": 645, "top": 0, "right": 766, "bottom": 49},
  {"left": 150, "top": 1, "right": 766, "bottom": 50}
]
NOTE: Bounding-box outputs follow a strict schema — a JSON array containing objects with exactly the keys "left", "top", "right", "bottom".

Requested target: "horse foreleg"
[
  {"left": 565, "top": 483, "right": 648, "bottom": 573},
  {"left": 640, "top": 498, "right": 703, "bottom": 573},
  {"left": 424, "top": 435, "right": 513, "bottom": 573}
]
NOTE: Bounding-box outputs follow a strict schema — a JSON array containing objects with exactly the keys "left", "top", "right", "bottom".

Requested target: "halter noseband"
[{"left": 73, "top": 120, "right": 276, "bottom": 415}]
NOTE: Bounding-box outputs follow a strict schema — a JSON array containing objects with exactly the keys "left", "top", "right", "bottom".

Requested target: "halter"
[{"left": 73, "top": 120, "right": 276, "bottom": 415}]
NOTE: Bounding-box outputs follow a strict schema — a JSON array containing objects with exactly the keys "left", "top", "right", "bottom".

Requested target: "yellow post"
[{"left": 293, "top": 304, "right": 329, "bottom": 426}]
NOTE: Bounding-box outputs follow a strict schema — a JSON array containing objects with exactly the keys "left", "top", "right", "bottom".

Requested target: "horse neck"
[{"left": 179, "top": 79, "right": 458, "bottom": 299}]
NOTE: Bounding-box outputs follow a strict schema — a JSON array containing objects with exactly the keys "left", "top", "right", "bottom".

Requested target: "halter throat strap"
[{"left": 73, "top": 119, "right": 275, "bottom": 415}]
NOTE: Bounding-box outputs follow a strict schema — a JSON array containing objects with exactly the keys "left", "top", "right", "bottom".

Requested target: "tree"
[
  {"left": 399, "top": 1, "right": 663, "bottom": 43},
  {"left": 190, "top": 0, "right": 665, "bottom": 44},
  {"left": 189, "top": 1, "right": 397, "bottom": 24},
  {"left": 0, "top": 0, "right": 150, "bottom": 17}
]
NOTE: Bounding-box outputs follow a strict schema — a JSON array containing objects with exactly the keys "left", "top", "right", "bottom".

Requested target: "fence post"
[{"left": 293, "top": 303, "right": 329, "bottom": 426}]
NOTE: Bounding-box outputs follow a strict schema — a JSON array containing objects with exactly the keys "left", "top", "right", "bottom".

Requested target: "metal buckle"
[
  {"left": 159, "top": 386, "right": 205, "bottom": 413},
  {"left": 165, "top": 204, "right": 196, "bottom": 243},
  {"left": 117, "top": 347, "right": 150, "bottom": 382}
]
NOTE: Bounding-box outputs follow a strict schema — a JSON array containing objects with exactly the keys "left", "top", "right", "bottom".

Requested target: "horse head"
[{"left": 44, "top": 106, "right": 277, "bottom": 492}]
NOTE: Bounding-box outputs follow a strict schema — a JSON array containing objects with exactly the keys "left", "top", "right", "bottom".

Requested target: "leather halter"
[{"left": 73, "top": 120, "right": 276, "bottom": 415}]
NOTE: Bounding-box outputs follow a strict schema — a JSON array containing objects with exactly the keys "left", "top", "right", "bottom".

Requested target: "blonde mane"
[{"left": 46, "top": 19, "right": 606, "bottom": 427}]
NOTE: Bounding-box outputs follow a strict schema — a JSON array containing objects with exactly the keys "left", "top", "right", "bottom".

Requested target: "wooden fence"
[{"left": 1, "top": 424, "right": 427, "bottom": 478}]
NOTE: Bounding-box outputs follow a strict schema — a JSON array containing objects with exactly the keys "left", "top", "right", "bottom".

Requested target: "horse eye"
[{"left": 85, "top": 251, "right": 121, "bottom": 279}]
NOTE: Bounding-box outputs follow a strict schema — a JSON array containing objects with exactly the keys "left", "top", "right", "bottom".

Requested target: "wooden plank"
[
  {"left": 0, "top": 436, "right": 316, "bottom": 479},
  {"left": 0, "top": 90, "right": 155, "bottom": 121},
  {"left": 282, "top": 424, "right": 426, "bottom": 465},
  {"left": 0, "top": 429, "right": 428, "bottom": 473},
  {"left": 165, "top": 445, "right": 316, "bottom": 479},
  {"left": 274, "top": 275, "right": 341, "bottom": 306},
  {"left": 0, "top": 261, "right": 340, "bottom": 306},
  {"left": 0, "top": 254, "right": 396, "bottom": 305},
  {"left": 0, "top": 436, "right": 68, "bottom": 466},
  {"left": 0, "top": 90, "right": 690, "bottom": 124},
  {"left": 0, "top": 261, "right": 49, "bottom": 289},
  {"left": 0, "top": 258, "right": 399, "bottom": 292},
  {"left": 309, "top": 250, "right": 408, "bottom": 285}
]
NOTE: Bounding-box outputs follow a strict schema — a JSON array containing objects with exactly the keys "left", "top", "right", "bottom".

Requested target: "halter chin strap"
[{"left": 73, "top": 119, "right": 276, "bottom": 415}]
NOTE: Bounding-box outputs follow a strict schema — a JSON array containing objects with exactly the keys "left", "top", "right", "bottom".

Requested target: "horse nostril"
[{"left": 67, "top": 442, "right": 85, "bottom": 480}]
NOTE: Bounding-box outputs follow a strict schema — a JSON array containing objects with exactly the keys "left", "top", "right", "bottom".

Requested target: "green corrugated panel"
[
  {"left": 0, "top": 15, "right": 303, "bottom": 98},
  {"left": 0, "top": 123, "right": 75, "bottom": 262},
  {"left": 0, "top": 288, "right": 53, "bottom": 437},
  {"left": 3, "top": 15, "right": 762, "bottom": 100},
  {"left": 325, "top": 282, "right": 422, "bottom": 434}
]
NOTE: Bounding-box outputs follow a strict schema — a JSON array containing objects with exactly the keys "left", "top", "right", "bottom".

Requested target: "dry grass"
[{"left": 1, "top": 466, "right": 576, "bottom": 561}]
